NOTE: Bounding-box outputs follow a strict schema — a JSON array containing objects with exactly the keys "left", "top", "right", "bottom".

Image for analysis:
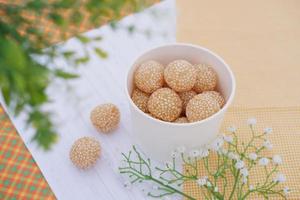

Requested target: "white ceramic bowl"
[{"left": 125, "top": 43, "right": 235, "bottom": 163}]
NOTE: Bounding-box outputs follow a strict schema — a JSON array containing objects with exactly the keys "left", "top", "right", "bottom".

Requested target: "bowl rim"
[{"left": 125, "top": 42, "right": 236, "bottom": 127}]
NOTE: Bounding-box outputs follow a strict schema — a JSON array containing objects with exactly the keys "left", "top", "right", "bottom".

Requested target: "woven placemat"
[
  {"left": 0, "top": 106, "right": 56, "bottom": 200},
  {"left": 184, "top": 106, "right": 300, "bottom": 199}
]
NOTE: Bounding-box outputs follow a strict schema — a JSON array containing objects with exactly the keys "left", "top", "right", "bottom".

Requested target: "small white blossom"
[
  {"left": 197, "top": 176, "right": 207, "bottom": 186},
  {"left": 177, "top": 146, "right": 186, "bottom": 154},
  {"left": 152, "top": 185, "right": 159, "bottom": 190},
  {"left": 228, "top": 152, "right": 240, "bottom": 160},
  {"left": 210, "top": 137, "right": 224, "bottom": 152},
  {"left": 249, "top": 185, "right": 254, "bottom": 191},
  {"left": 264, "top": 127, "right": 272, "bottom": 135},
  {"left": 274, "top": 173, "right": 286, "bottom": 183},
  {"left": 240, "top": 168, "right": 249, "bottom": 177},
  {"left": 248, "top": 152, "right": 258, "bottom": 161},
  {"left": 189, "top": 150, "right": 200, "bottom": 158},
  {"left": 171, "top": 151, "right": 178, "bottom": 158},
  {"left": 242, "top": 177, "right": 248, "bottom": 184},
  {"left": 272, "top": 155, "right": 282, "bottom": 165},
  {"left": 259, "top": 157, "right": 269, "bottom": 166},
  {"left": 228, "top": 126, "right": 237, "bottom": 133},
  {"left": 283, "top": 186, "right": 290, "bottom": 196},
  {"left": 199, "top": 148, "right": 209, "bottom": 158},
  {"left": 235, "top": 160, "right": 245, "bottom": 169},
  {"left": 223, "top": 135, "right": 233, "bottom": 143},
  {"left": 263, "top": 140, "right": 273, "bottom": 150},
  {"left": 218, "top": 148, "right": 228, "bottom": 155},
  {"left": 247, "top": 118, "right": 257, "bottom": 126}
]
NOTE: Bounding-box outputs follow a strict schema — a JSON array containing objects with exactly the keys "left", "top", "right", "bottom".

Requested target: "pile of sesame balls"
[{"left": 132, "top": 59, "right": 225, "bottom": 123}]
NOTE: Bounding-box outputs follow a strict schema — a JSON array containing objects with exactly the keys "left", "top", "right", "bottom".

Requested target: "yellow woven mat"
[
  {"left": 183, "top": 106, "right": 300, "bottom": 199},
  {"left": 177, "top": 0, "right": 300, "bottom": 108}
]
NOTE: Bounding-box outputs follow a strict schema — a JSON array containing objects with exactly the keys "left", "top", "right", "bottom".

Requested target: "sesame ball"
[
  {"left": 193, "top": 64, "right": 218, "bottom": 93},
  {"left": 134, "top": 60, "right": 164, "bottom": 93},
  {"left": 90, "top": 103, "right": 120, "bottom": 133},
  {"left": 131, "top": 88, "right": 150, "bottom": 113},
  {"left": 148, "top": 88, "right": 182, "bottom": 122},
  {"left": 178, "top": 90, "right": 197, "bottom": 114},
  {"left": 69, "top": 137, "right": 101, "bottom": 169},
  {"left": 203, "top": 91, "right": 225, "bottom": 108},
  {"left": 164, "top": 60, "right": 197, "bottom": 92},
  {"left": 186, "top": 93, "right": 220, "bottom": 122},
  {"left": 174, "top": 117, "right": 189, "bottom": 123}
]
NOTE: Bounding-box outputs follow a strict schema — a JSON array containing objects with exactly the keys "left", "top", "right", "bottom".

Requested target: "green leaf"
[
  {"left": 75, "top": 56, "right": 89, "bottom": 64},
  {"left": 62, "top": 51, "right": 75, "bottom": 59},
  {"left": 76, "top": 35, "right": 91, "bottom": 44},
  {"left": 54, "top": 69, "right": 79, "bottom": 79},
  {"left": 48, "top": 12, "right": 65, "bottom": 26},
  {"left": 94, "top": 48, "right": 108, "bottom": 58}
]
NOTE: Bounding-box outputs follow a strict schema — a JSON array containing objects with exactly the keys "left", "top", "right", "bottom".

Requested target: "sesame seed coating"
[
  {"left": 90, "top": 103, "right": 120, "bottom": 133},
  {"left": 131, "top": 88, "right": 150, "bottom": 113},
  {"left": 164, "top": 60, "right": 197, "bottom": 92},
  {"left": 134, "top": 60, "right": 164, "bottom": 93},
  {"left": 148, "top": 88, "right": 182, "bottom": 122},
  {"left": 69, "top": 137, "right": 101, "bottom": 169},
  {"left": 193, "top": 64, "right": 218, "bottom": 93},
  {"left": 178, "top": 90, "right": 197, "bottom": 114},
  {"left": 202, "top": 91, "right": 225, "bottom": 108},
  {"left": 174, "top": 117, "right": 189, "bottom": 123},
  {"left": 186, "top": 93, "right": 220, "bottom": 122}
]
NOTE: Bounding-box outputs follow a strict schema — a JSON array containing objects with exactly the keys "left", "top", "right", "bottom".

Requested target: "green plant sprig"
[{"left": 119, "top": 120, "right": 290, "bottom": 200}]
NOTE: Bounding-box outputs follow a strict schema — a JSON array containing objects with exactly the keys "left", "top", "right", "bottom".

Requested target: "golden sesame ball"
[
  {"left": 193, "top": 64, "right": 218, "bottom": 93},
  {"left": 69, "top": 137, "right": 101, "bottom": 169},
  {"left": 203, "top": 91, "right": 225, "bottom": 108},
  {"left": 131, "top": 88, "right": 150, "bottom": 113},
  {"left": 90, "top": 103, "right": 120, "bottom": 133},
  {"left": 178, "top": 90, "right": 197, "bottom": 114},
  {"left": 186, "top": 93, "right": 220, "bottom": 122},
  {"left": 174, "top": 117, "right": 189, "bottom": 123},
  {"left": 148, "top": 88, "right": 182, "bottom": 122},
  {"left": 134, "top": 60, "right": 164, "bottom": 93},
  {"left": 164, "top": 60, "right": 197, "bottom": 92}
]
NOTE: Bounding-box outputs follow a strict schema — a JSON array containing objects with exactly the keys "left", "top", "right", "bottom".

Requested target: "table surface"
[{"left": 1, "top": 1, "right": 176, "bottom": 199}]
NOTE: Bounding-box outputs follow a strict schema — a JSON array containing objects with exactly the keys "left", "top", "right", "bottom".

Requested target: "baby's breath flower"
[
  {"left": 152, "top": 185, "right": 159, "bottom": 190},
  {"left": 171, "top": 151, "right": 178, "bottom": 158},
  {"left": 241, "top": 168, "right": 249, "bottom": 177},
  {"left": 247, "top": 118, "right": 257, "bottom": 126},
  {"left": 210, "top": 137, "right": 224, "bottom": 152},
  {"left": 228, "top": 152, "right": 240, "bottom": 160},
  {"left": 223, "top": 135, "right": 233, "bottom": 143},
  {"left": 264, "top": 127, "right": 272, "bottom": 135},
  {"left": 249, "top": 185, "right": 254, "bottom": 191},
  {"left": 242, "top": 176, "right": 248, "bottom": 184},
  {"left": 197, "top": 176, "right": 207, "bottom": 186},
  {"left": 248, "top": 152, "right": 258, "bottom": 161},
  {"left": 189, "top": 150, "right": 200, "bottom": 158},
  {"left": 218, "top": 148, "right": 228, "bottom": 155},
  {"left": 228, "top": 126, "right": 237, "bottom": 133},
  {"left": 177, "top": 146, "right": 186, "bottom": 154},
  {"left": 199, "top": 148, "right": 209, "bottom": 158},
  {"left": 235, "top": 160, "right": 245, "bottom": 169},
  {"left": 283, "top": 186, "right": 290, "bottom": 196},
  {"left": 274, "top": 173, "right": 286, "bottom": 183},
  {"left": 263, "top": 140, "right": 273, "bottom": 150},
  {"left": 272, "top": 155, "right": 282, "bottom": 165},
  {"left": 259, "top": 157, "right": 269, "bottom": 166}
]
